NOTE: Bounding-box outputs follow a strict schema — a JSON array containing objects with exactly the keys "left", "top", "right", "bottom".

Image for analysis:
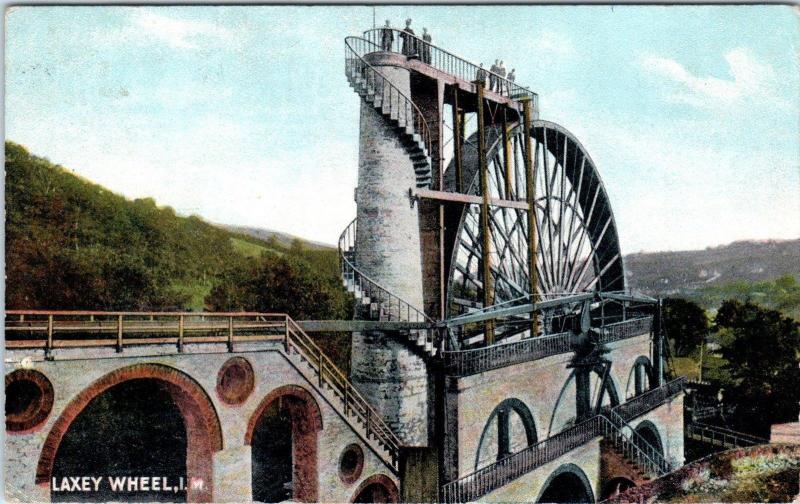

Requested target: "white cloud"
[
  {"left": 641, "top": 48, "right": 784, "bottom": 108},
  {"left": 129, "top": 10, "right": 232, "bottom": 49},
  {"left": 532, "top": 31, "right": 575, "bottom": 58}
]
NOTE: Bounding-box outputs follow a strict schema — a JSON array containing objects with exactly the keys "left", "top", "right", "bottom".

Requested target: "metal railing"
[
  {"left": 441, "top": 316, "right": 656, "bottom": 376},
  {"left": 439, "top": 405, "right": 683, "bottom": 503},
  {"left": 361, "top": 27, "right": 539, "bottom": 107},
  {"left": 440, "top": 416, "right": 603, "bottom": 503},
  {"left": 338, "top": 218, "right": 435, "bottom": 327},
  {"left": 603, "top": 408, "right": 672, "bottom": 476},
  {"left": 345, "top": 36, "right": 432, "bottom": 155},
  {"left": 5, "top": 310, "right": 402, "bottom": 472},
  {"left": 441, "top": 330, "right": 572, "bottom": 376},
  {"left": 686, "top": 422, "right": 768, "bottom": 449},
  {"left": 614, "top": 377, "right": 687, "bottom": 422},
  {"left": 599, "top": 316, "right": 654, "bottom": 344}
]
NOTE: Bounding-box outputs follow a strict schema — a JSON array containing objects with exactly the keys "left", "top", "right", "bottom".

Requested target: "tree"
[
  {"left": 714, "top": 299, "right": 800, "bottom": 437},
  {"left": 662, "top": 298, "right": 709, "bottom": 357}
]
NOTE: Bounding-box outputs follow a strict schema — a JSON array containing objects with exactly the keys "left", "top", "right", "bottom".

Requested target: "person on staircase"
[
  {"left": 421, "top": 27, "right": 432, "bottom": 64},
  {"left": 506, "top": 69, "right": 516, "bottom": 96},
  {"left": 401, "top": 18, "right": 417, "bottom": 58},
  {"left": 381, "top": 20, "right": 394, "bottom": 51}
]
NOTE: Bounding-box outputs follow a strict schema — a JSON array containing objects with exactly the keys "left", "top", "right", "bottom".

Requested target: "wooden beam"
[
  {"left": 453, "top": 85, "right": 464, "bottom": 193},
  {"left": 522, "top": 98, "right": 540, "bottom": 337},
  {"left": 476, "top": 80, "right": 495, "bottom": 344},
  {"left": 413, "top": 188, "right": 529, "bottom": 210},
  {"left": 502, "top": 108, "right": 513, "bottom": 198}
]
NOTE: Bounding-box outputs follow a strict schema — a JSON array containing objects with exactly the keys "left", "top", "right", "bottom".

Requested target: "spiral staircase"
[{"left": 344, "top": 36, "right": 433, "bottom": 188}]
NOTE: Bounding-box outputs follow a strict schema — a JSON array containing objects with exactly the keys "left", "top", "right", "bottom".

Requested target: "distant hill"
[
  {"left": 624, "top": 239, "right": 800, "bottom": 297},
  {"left": 219, "top": 224, "right": 333, "bottom": 250},
  {"left": 4, "top": 141, "right": 343, "bottom": 312}
]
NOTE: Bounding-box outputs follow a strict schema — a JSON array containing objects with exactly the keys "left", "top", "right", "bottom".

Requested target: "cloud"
[
  {"left": 532, "top": 31, "right": 575, "bottom": 58},
  {"left": 641, "top": 48, "right": 784, "bottom": 108},
  {"left": 129, "top": 10, "right": 232, "bottom": 49}
]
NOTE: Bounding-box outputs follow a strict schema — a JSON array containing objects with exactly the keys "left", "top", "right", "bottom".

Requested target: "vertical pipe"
[
  {"left": 522, "top": 99, "right": 539, "bottom": 337},
  {"left": 476, "top": 80, "right": 494, "bottom": 345}
]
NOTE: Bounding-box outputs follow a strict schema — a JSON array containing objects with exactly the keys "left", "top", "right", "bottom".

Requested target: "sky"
[{"left": 5, "top": 5, "right": 799, "bottom": 253}]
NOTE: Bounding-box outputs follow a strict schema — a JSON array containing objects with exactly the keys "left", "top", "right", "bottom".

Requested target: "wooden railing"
[{"left": 5, "top": 310, "right": 402, "bottom": 472}]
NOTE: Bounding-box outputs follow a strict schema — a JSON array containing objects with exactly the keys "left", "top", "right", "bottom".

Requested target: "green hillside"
[{"left": 5, "top": 141, "right": 349, "bottom": 318}]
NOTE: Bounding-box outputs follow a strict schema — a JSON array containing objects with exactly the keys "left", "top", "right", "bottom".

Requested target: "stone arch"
[
  {"left": 351, "top": 474, "right": 399, "bottom": 503},
  {"left": 475, "top": 398, "right": 537, "bottom": 470},
  {"left": 626, "top": 356, "right": 653, "bottom": 398},
  {"left": 245, "top": 384, "right": 323, "bottom": 502},
  {"left": 536, "top": 462, "right": 595, "bottom": 503},
  {"left": 36, "top": 363, "right": 222, "bottom": 503},
  {"left": 547, "top": 366, "right": 620, "bottom": 436},
  {"left": 634, "top": 419, "right": 664, "bottom": 456}
]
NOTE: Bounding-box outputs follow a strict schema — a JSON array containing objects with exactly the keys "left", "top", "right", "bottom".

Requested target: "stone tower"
[{"left": 350, "top": 62, "right": 431, "bottom": 447}]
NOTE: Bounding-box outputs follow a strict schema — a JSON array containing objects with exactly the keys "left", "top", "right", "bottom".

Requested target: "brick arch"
[
  {"left": 36, "top": 363, "right": 222, "bottom": 503},
  {"left": 475, "top": 397, "right": 538, "bottom": 470},
  {"left": 351, "top": 473, "right": 399, "bottom": 503},
  {"left": 245, "top": 384, "right": 323, "bottom": 502},
  {"left": 625, "top": 356, "right": 654, "bottom": 397}
]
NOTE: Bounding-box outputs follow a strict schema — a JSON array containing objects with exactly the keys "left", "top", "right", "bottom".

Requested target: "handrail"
[
  {"left": 5, "top": 310, "right": 403, "bottom": 472},
  {"left": 686, "top": 421, "right": 767, "bottom": 448},
  {"left": 440, "top": 416, "right": 603, "bottom": 503},
  {"left": 614, "top": 377, "right": 686, "bottom": 421},
  {"left": 361, "top": 27, "right": 539, "bottom": 108},
  {"left": 338, "top": 218, "right": 435, "bottom": 326},
  {"left": 283, "top": 317, "right": 402, "bottom": 469},
  {"left": 439, "top": 411, "right": 676, "bottom": 503},
  {"left": 345, "top": 36, "right": 432, "bottom": 155},
  {"left": 604, "top": 408, "right": 672, "bottom": 475}
]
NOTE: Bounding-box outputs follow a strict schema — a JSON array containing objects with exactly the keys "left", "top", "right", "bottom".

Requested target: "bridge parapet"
[{"left": 5, "top": 310, "right": 402, "bottom": 472}]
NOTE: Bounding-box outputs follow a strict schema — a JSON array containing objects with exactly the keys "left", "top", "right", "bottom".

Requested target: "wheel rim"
[{"left": 445, "top": 120, "right": 625, "bottom": 346}]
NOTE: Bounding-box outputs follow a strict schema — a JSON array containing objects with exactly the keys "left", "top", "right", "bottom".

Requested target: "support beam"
[
  {"left": 413, "top": 188, "right": 529, "bottom": 210},
  {"left": 452, "top": 85, "right": 464, "bottom": 193},
  {"left": 476, "top": 79, "right": 494, "bottom": 344},
  {"left": 522, "top": 98, "right": 539, "bottom": 337},
  {"left": 502, "top": 108, "right": 513, "bottom": 198}
]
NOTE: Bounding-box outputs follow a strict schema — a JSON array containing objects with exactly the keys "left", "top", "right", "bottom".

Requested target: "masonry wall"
[
  {"left": 352, "top": 62, "right": 430, "bottom": 447},
  {"left": 478, "top": 437, "right": 602, "bottom": 502},
  {"left": 4, "top": 344, "right": 398, "bottom": 503},
  {"left": 443, "top": 331, "right": 658, "bottom": 483}
]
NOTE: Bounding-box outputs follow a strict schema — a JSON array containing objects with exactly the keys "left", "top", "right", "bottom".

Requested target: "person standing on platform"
[
  {"left": 381, "top": 20, "right": 394, "bottom": 51},
  {"left": 489, "top": 59, "right": 499, "bottom": 91},
  {"left": 476, "top": 63, "right": 487, "bottom": 87},
  {"left": 497, "top": 60, "right": 507, "bottom": 95},
  {"left": 401, "top": 18, "right": 417, "bottom": 58},
  {"left": 422, "top": 27, "right": 432, "bottom": 64},
  {"left": 507, "top": 69, "right": 516, "bottom": 96}
]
